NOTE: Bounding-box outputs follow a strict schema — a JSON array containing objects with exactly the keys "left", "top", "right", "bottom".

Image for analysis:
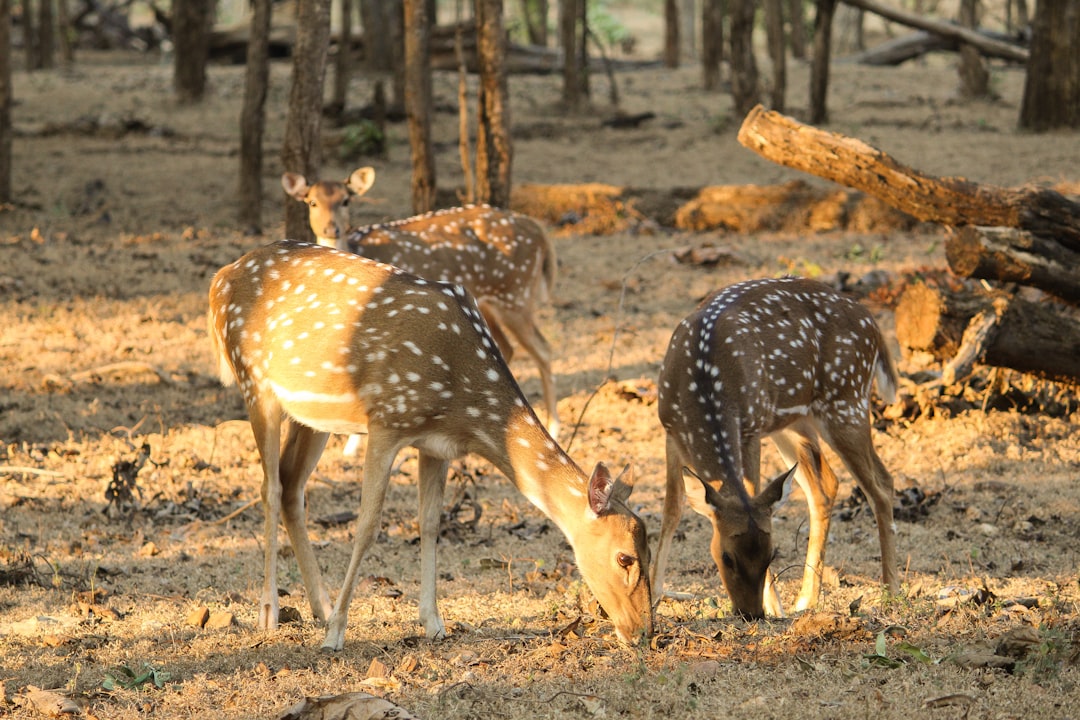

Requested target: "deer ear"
[
  {"left": 682, "top": 467, "right": 723, "bottom": 518},
  {"left": 346, "top": 167, "right": 376, "bottom": 196},
  {"left": 281, "top": 172, "right": 309, "bottom": 201},
  {"left": 587, "top": 462, "right": 633, "bottom": 515},
  {"left": 755, "top": 464, "right": 798, "bottom": 510}
]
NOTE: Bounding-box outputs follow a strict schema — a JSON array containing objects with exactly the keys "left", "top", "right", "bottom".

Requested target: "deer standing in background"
[
  {"left": 281, "top": 168, "right": 559, "bottom": 450},
  {"left": 650, "top": 277, "right": 900, "bottom": 619},
  {"left": 208, "top": 240, "right": 652, "bottom": 650}
]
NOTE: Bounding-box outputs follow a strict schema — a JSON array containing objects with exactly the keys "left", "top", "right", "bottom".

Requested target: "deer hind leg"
[
  {"left": 772, "top": 421, "right": 838, "bottom": 612},
  {"left": 248, "top": 398, "right": 285, "bottom": 631},
  {"left": 485, "top": 302, "right": 559, "bottom": 438},
  {"left": 279, "top": 421, "right": 333, "bottom": 622},
  {"left": 322, "top": 429, "right": 406, "bottom": 651},
  {"left": 827, "top": 422, "right": 899, "bottom": 596},
  {"left": 478, "top": 301, "right": 515, "bottom": 363},
  {"left": 417, "top": 452, "right": 449, "bottom": 639},
  {"left": 650, "top": 434, "right": 688, "bottom": 605}
]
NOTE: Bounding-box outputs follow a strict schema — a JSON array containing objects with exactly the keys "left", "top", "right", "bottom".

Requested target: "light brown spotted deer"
[
  {"left": 281, "top": 168, "right": 559, "bottom": 445},
  {"left": 651, "top": 277, "right": 900, "bottom": 619},
  {"left": 208, "top": 240, "right": 651, "bottom": 650}
]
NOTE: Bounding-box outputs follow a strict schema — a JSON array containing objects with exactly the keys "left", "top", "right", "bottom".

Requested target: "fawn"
[
  {"left": 282, "top": 168, "right": 559, "bottom": 445},
  {"left": 650, "top": 277, "right": 900, "bottom": 618},
  {"left": 208, "top": 240, "right": 651, "bottom": 650}
]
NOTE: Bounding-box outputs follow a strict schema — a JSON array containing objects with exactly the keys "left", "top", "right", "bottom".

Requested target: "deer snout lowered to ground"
[
  {"left": 650, "top": 276, "right": 901, "bottom": 620},
  {"left": 281, "top": 168, "right": 560, "bottom": 448},
  {"left": 208, "top": 240, "right": 652, "bottom": 650}
]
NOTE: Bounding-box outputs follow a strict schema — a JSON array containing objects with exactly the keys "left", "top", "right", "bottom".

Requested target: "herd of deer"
[{"left": 206, "top": 167, "right": 900, "bottom": 651}]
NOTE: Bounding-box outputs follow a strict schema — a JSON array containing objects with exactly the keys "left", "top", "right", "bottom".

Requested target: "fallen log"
[
  {"left": 895, "top": 282, "right": 1080, "bottom": 386},
  {"left": 839, "top": 0, "right": 1028, "bottom": 63},
  {"left": 946, "top": 226, "right": 1080, "bottom": 305},
  {"left": 737, "top": 105, "right": 1080, "bottom": 250},
  {"left": 846, "top": 28, "right": 1022, "bottom": 66}
]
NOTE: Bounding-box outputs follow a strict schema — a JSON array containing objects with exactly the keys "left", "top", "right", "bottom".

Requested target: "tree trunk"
[
  {"left": 520, "top": 0, "right": 548, "bottom": 46},
  {"left": 737, "top": 105, "right": 1080, "bottom": 248},
  {"left": 37, "top": 0, "right": 54, "bottom": 69},
  {"left": 701, "top": 0, "right": 724, "bottom": 91},
  {"left": 404, "top": 0, "right": 435, "bottom": 213},
  {"left": 809, "top": 0, "right": 836, "bottom": 124},
  {"left": 787, "top": 0, "right": 806, "bottom": 58},
  {"left": 282, "top": 0, "right": 332, "bottom": 241},
  {"left": 56, "top": 0, "right": 73, "bottom": 64},
  {"left": 945, "top": 226, "right": 1080, "bottom": 304},
  {"left": 174, "top": 0, "right": 216, "bottom": 103},
  {"left": 957, "top": 0, "right": 988, "bottom": 98},
  {"left": 238, "top": 0, "right": 271, "bottom": 233},
  {"left": 728, "top": 0, "right": 759, "bottom": 117},
  {"left": 360, "top": 0, "right": 392, "bottom": 71},
  {"left": 24, "top": 0, "right": 37, "bottom": 70},
  {"left": 331, "top": 0, "right": 354, "bottom": 116},
  {"left": 664, "top": 0, "right": 679, "bottom": 68},
  {"left": 559, "top": 0, "right": 583, "bottom": 109},
  {"left": 0, "top": 0, "right": 11, "bottom": 203},
  {"left": 1019, "top": 0, "right": 1080, "bottom": 131},
  {"left": 895, "top": 282, "right": 1080, "bottom": 386},
  {"left": 763, "top": 0, "right": 785, "bottom": 111},
  {"left": 475, "top": 0, "right": 512, "bottom": 208}
]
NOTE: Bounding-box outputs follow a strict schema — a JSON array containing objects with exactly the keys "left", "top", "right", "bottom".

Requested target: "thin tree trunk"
[
  {"left": 404, "top": 0, "right": 435, "bottom": 212},
  {"left": 788, "top": 0, "right": 806, "bottom": 58},
  {"left": 559, "top": 0, "right": 581, "bottom": 108},
  {"left": 331, "top": 0, "right": 353, "bottom": 116},
  {"left": 360, "top": 0, "right": 391, "bottom": 70},
  {"left": 957, "top": 0, "right": 988, "bottom": 98},
  {"left": 664, "top": 0, "right": 679, "bottom": 67},
  {"left": 282, "top": 0, "right": 332, "bottom": 241},
  {"left": 0, "top": 0, "right": 11, "bottom": 203},
  {"left": 520, "top": 0, "right": 548, "bottom": 46},
  {"left": 701, "top": 0, "right": 724, "bottom": 91},
  {"left": 37, "top": 0, "right": 54, "bottom": 68},
  {"left": 455, "top": 0, "right": 474, "bottom": 203},
  {"left": 729, "top": 0, "right": 759, "bottom": 117},
  {"left": 56, "top": 0, "right": 73, "bottom": 64},
  {"left": 173, "top": 0, "right": 215, "bottom": 103},
  {"left": 476, "top": 0, "right": 511, "bottom": 208},
  {"left": 764, "top": 0, "right": 785, "bottom": 111},
  {"left": 24, "top": 0, "right": 37, "bottom": 70},
  {"left": 238, "top": 0, "right": 271, "bottom": 233},
  {"left": 809, "top": 0, "right": 836, "bottom": 124}
]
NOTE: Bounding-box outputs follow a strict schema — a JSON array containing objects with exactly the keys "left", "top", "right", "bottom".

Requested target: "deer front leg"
[
  {"left": 322, "top": 432, "right": 401, "bottom": 651},
  {"left": 650, "top": 434, "right": 688, "bottom": 604},
  {"left": 279, "top": 421, "right": 333, "bottom": 622},
  {"left": 417, "top": 452, "right": 449, "bottom": 639},
  {"left": 774, "top": 426, "right": 837, "bottom": 612}
]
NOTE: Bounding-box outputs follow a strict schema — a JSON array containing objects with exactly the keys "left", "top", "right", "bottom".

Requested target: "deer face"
[
  {"left": 684, "top": 467, "right": 794, "bottom": 618},
  {"left": 572, "top": 464, "right": 653, "bottom": 644}
]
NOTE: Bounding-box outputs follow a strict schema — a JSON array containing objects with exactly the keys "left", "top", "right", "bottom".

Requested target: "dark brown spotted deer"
[
  {"left": 281, "top": 168, "right": 559, "bottom": 446},
  {"left": 208, "top": 240, "right": 651, "bottom": 650},
  {"left": 650, "top": 277, "right": 900, "bottom": 619}
]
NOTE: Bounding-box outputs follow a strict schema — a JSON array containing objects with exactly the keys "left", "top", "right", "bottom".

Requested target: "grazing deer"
[
  {"left": 650, "top": 277, "right": 900, "bottom": 619},
  {"left": 281, "top": 168, "right": 559, "bottom": 447},
  {"left": 208, "top": 240, "right": 651, "bottom": 650}
]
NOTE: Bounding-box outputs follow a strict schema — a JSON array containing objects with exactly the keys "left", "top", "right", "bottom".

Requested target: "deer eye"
[
  {"left": 721, "top": 552, "right": 735, "bottom": 570},
  {"left": 616, "top": 552, "right": 635, "bottom": 569}
]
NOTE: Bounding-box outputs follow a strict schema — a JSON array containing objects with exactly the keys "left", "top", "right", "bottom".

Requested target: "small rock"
[
  {"left": 278, "top": 606, "right": 303, "bottom": 624},
  {"left": 186, "top": 606, "right": 210, "bottom": 628},
  {"left": 137, "top": 541, "right": 159, "bottom": 557},
  {"left": 205, "top": 611, "right": 235, "bottom": 629},
  {"left": 978, "top": 523, "right": 999, "bottom": 536}
]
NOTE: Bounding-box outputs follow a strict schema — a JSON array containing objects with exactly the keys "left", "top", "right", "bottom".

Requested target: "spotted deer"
[
  {"left": 650, "top": 277, "right": 900, "bottom": 619},
  {"left": 208, "top": 240, "right": 651, "bottom": 650},
  {"left": 281, "top": 168, "right": 559, "bottom": 449}
]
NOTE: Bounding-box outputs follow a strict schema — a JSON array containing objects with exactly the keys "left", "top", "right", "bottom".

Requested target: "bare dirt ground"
[{"left": 2, "top": 18, "right": 1080, "bottom": 720}]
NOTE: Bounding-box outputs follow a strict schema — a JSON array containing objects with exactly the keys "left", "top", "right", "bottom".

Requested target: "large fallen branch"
[
  {"left": 946, "top": 226, "right": 1080, "bottom": 304},
  {"left": 737, "top": 105, "right": 1080, "bottom": 250},
  {"left": 839, "top": 0, "right": 1029, "bottom": 63}
]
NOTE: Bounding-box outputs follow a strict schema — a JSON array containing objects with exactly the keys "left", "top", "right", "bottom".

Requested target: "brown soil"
[{"left": 2, "top": 33, "right": 1079, "bottom": 720}]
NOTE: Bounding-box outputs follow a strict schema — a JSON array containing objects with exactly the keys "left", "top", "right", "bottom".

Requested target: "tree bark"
[
  {"left": 520, "top": 0, "right": 548, "bottom": 46},
  {"left": 701, "top": 0, "right": 724, "bottom": 91},
  {"left": 895, "top": 282, "right": 1080, "bottom": 386},
  {"left": 282, "top": 0, "right": 332, "bottom": 241},
  {"left": 404, "top": 0, "right": 435, "bottom": 213},
  {"left": 238, "top": 0, "right": 271, "bottom": 233},
  {"left": 787, "top": 0, "right": 806, "bottom": 58},
  {"left": 37, "top": 0, "right": 54, "bottom": 69},
  {"left": 763, "top": 0, "right": 785, "bottom": 111},
  {"left": 809, "top": 0, "right": 836, "bottom": 124},
  {"left": 729, "top": 0, "right": 759, "bottom": 117},
  {"left": 331, "top": 0, "right": 354, "bottom": 116},
  {"left": 957, "top": 0, "right": 988, "bottom": 98},
  {"left": 945, "top": 226, "right": 1080, "bottom": 304},
  {"left": 173, "top": 0, "right": 216, "bottom": 103},
  {"left": 475, "top": 0, "right": 511, "bottom": 208},
  {"left": 1019, "top": 0, "right": 1080, "bottom": 131},
  {"left": 737, "top": 105, "right": 1080, "bottom": 249},
  {"left": 56, "top": 0, "right": 73, "bottom": 64},
  {"left": 0, "top": 0, "right": 11, "bottom": 203},
  {"left": 559, "top": 0, "right": 583, "bottom": 109}
]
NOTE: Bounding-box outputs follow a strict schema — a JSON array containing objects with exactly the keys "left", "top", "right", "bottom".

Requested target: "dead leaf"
[
  {"left": 277, "top": 692, "right": 420, "bottom": 720},
  {"left": 995, "top": 626, "right": 1041, "bottom": 659},
  {"left": 950, "top": 650, "right": 1016, "bottom": 671},
  {"left": 17, "top": 686, "right": 82, "bottom": 717},
  {"left": 923, "top": 693, "right": 976, "bottom": 709}
]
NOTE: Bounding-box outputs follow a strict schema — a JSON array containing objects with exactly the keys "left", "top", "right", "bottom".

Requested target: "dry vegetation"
[{"left": 2, "top": 11, "right": 1080, "bottom": 720}]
